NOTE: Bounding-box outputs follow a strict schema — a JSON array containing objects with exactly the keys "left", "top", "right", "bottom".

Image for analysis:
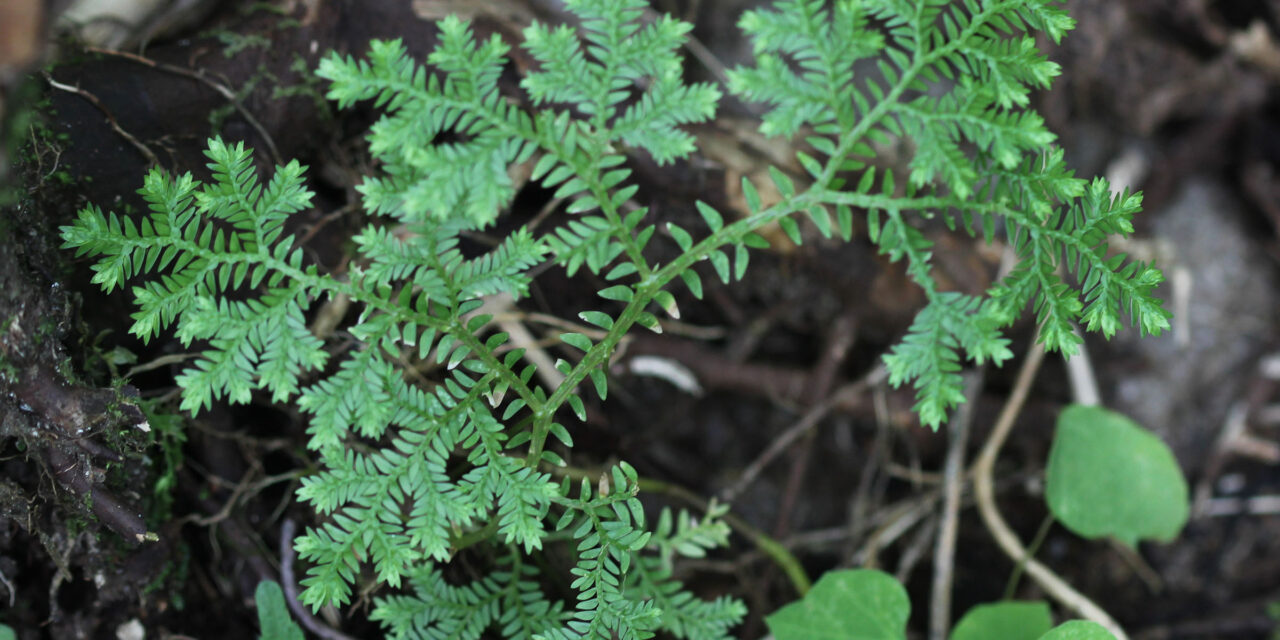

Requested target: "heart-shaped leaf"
[
  {"left": 1037, "top": 620, "right": 1118, "bottom": 640},
  {"left": 1046, "top": 404, "right": 1189, "bottom": 546},
  {"left": 765, "top": 569, "right": 909, "bottom": 640},
  {"left": 952, "top": 601, "right": 1052, "bottom": 640}
]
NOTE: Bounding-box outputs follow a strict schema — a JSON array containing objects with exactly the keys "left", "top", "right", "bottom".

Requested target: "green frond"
[
  {"left": 352, "top": 224, "right": 453, "bottom": 296},
  {"left": 354, "top": 220, "right": 545, "bottom": 305},
  {"left": 173, "top": 285, "right": 327, "bottom": 412},
  {"left": 493, "top": 554, "right": 572, "bottom": 639},
  {"left": 372, "top": 564, "right": 499, "bottom": 640},
  {"left": 613, "top": 79, "right": 719, "bottom": 165},
  {"left": 728, "top": 0, "right": 884, "bottom": 136},
  {"left": 66, "top": 2, "right": 1165, "bottom": 638},
  {"left": 1015, "top": 0, "right": 1076, "bottom": 44},
  {"left": 1029, "top": 265, "right": 1085, "bottom": 354},
  {"left": 196, "top": 138, "right": 311, "bottom": 244},
  {"left": 543, "top": 215, "right": 625, "bottom": 276},
  {"left": 883, "top": 293, "right": 1012, "bottom": 429},
  {"left": 62, "top": 138, "right": 322, "bottom": 415},
  {"left": 520, "top": 22, "right": 599, "bottom": 109},
  {"left": 374, "top": 554, "right": 569, "bottom": 640},
  {"left": 731, "top": 0, "right": 1168, "bottom": 427},
  {"left": 319, "top": 32, "right": 530, "bottom": 227},
  {"left": 991, "top": 177, "right": 1170, "bottom": 352},
  {"left": 978, "top": 148, "right": 1085, "bottom": 222},
  {"left": 451, "top": 227, "right": 547, "bottom": 299},
  {"left": 296, "top": 371, "right": 493, "bottom": 607},
  {"left": 957, "top": 35, "right": 1062, "bottom": 109},
  {"left": 628, "top": 557, "right": 745, "bottom": 640},
  {"left": 294, "top": 338, "right": 562, "bottom": 611},
  {"left": 650, "top": 503, "right": 732, "bottom": 566},
  {"left": 872, "top": 208, "right": 936, "bottom": 293},
  {"left": 522, "top": 0, "right": 718, "bottom": 162},
  {"left": 457, "top": 409, "right": 557, "bottom": 552},
  {"left": 627, "top": 502, "right": 744, "bottom": 639},
  {"left": 298, "top": 344, "right": 398, "bottom": 448},
  {"left": 895, "top": 80, "right": 1057, "bottom": 179}
]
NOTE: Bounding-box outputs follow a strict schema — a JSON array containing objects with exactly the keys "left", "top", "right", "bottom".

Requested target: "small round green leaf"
[
  {"left": 1037, "top": 620, "right": 1118, "bottom": 640},
  {"left": 1046, "top": 404, "right": 1189, "bottom": 546},
  {"left": 951, "top": 601, "right": 1052, "bottom": 640},
  {"left": 765, "top": 569, "right": 908, "bottom": 640}
]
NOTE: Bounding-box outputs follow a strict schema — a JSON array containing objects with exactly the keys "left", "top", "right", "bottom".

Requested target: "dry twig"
[
  {"left": 720, "top": 364, "right": 887, "bottom": 503},
  {"left": 43, "top": 73, "right": 159, "bottom": 166},
  {"left": 84, "top": 46, "right": 282, "bottom": 165},
  {"left": 928, "top": 372, "right": 983, "bottom": 640},
  {"left": 972, "top": 341, "right": 1130, "bottom": 639}
]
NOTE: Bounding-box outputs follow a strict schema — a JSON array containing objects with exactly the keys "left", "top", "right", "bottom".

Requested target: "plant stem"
[
  {"left": 929, "top": 371, "right": 982, "bottom": 640},
  {"left": 1003, "top": 512, "right": 1055, "bottom": 601}
]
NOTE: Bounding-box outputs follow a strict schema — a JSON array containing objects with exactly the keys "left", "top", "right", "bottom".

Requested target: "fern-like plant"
[{"left": 61, "top": 0, "right": 1170, "bottom": 638}]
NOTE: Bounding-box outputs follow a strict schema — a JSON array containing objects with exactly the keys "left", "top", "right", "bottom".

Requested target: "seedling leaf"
[
  {"left": 256, "top": 580, "right": 305, "bottom": 640},
  {"left": 1046, "top": 404, "right": 1189, "bottom": 546},
  {"left": 1037, "top": 620, "right": 1118, "bottom": 640},
  {"left": 951, "top": 601, "right": 1052, "bottom": 640},
  {"left": 765, "top": 569, "right": 908, "bottom": 640}
]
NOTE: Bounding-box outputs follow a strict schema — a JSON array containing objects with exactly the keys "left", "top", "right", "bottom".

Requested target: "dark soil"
[{"left": 1, "top": 0, "right": 1279, "bottom": 638}]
